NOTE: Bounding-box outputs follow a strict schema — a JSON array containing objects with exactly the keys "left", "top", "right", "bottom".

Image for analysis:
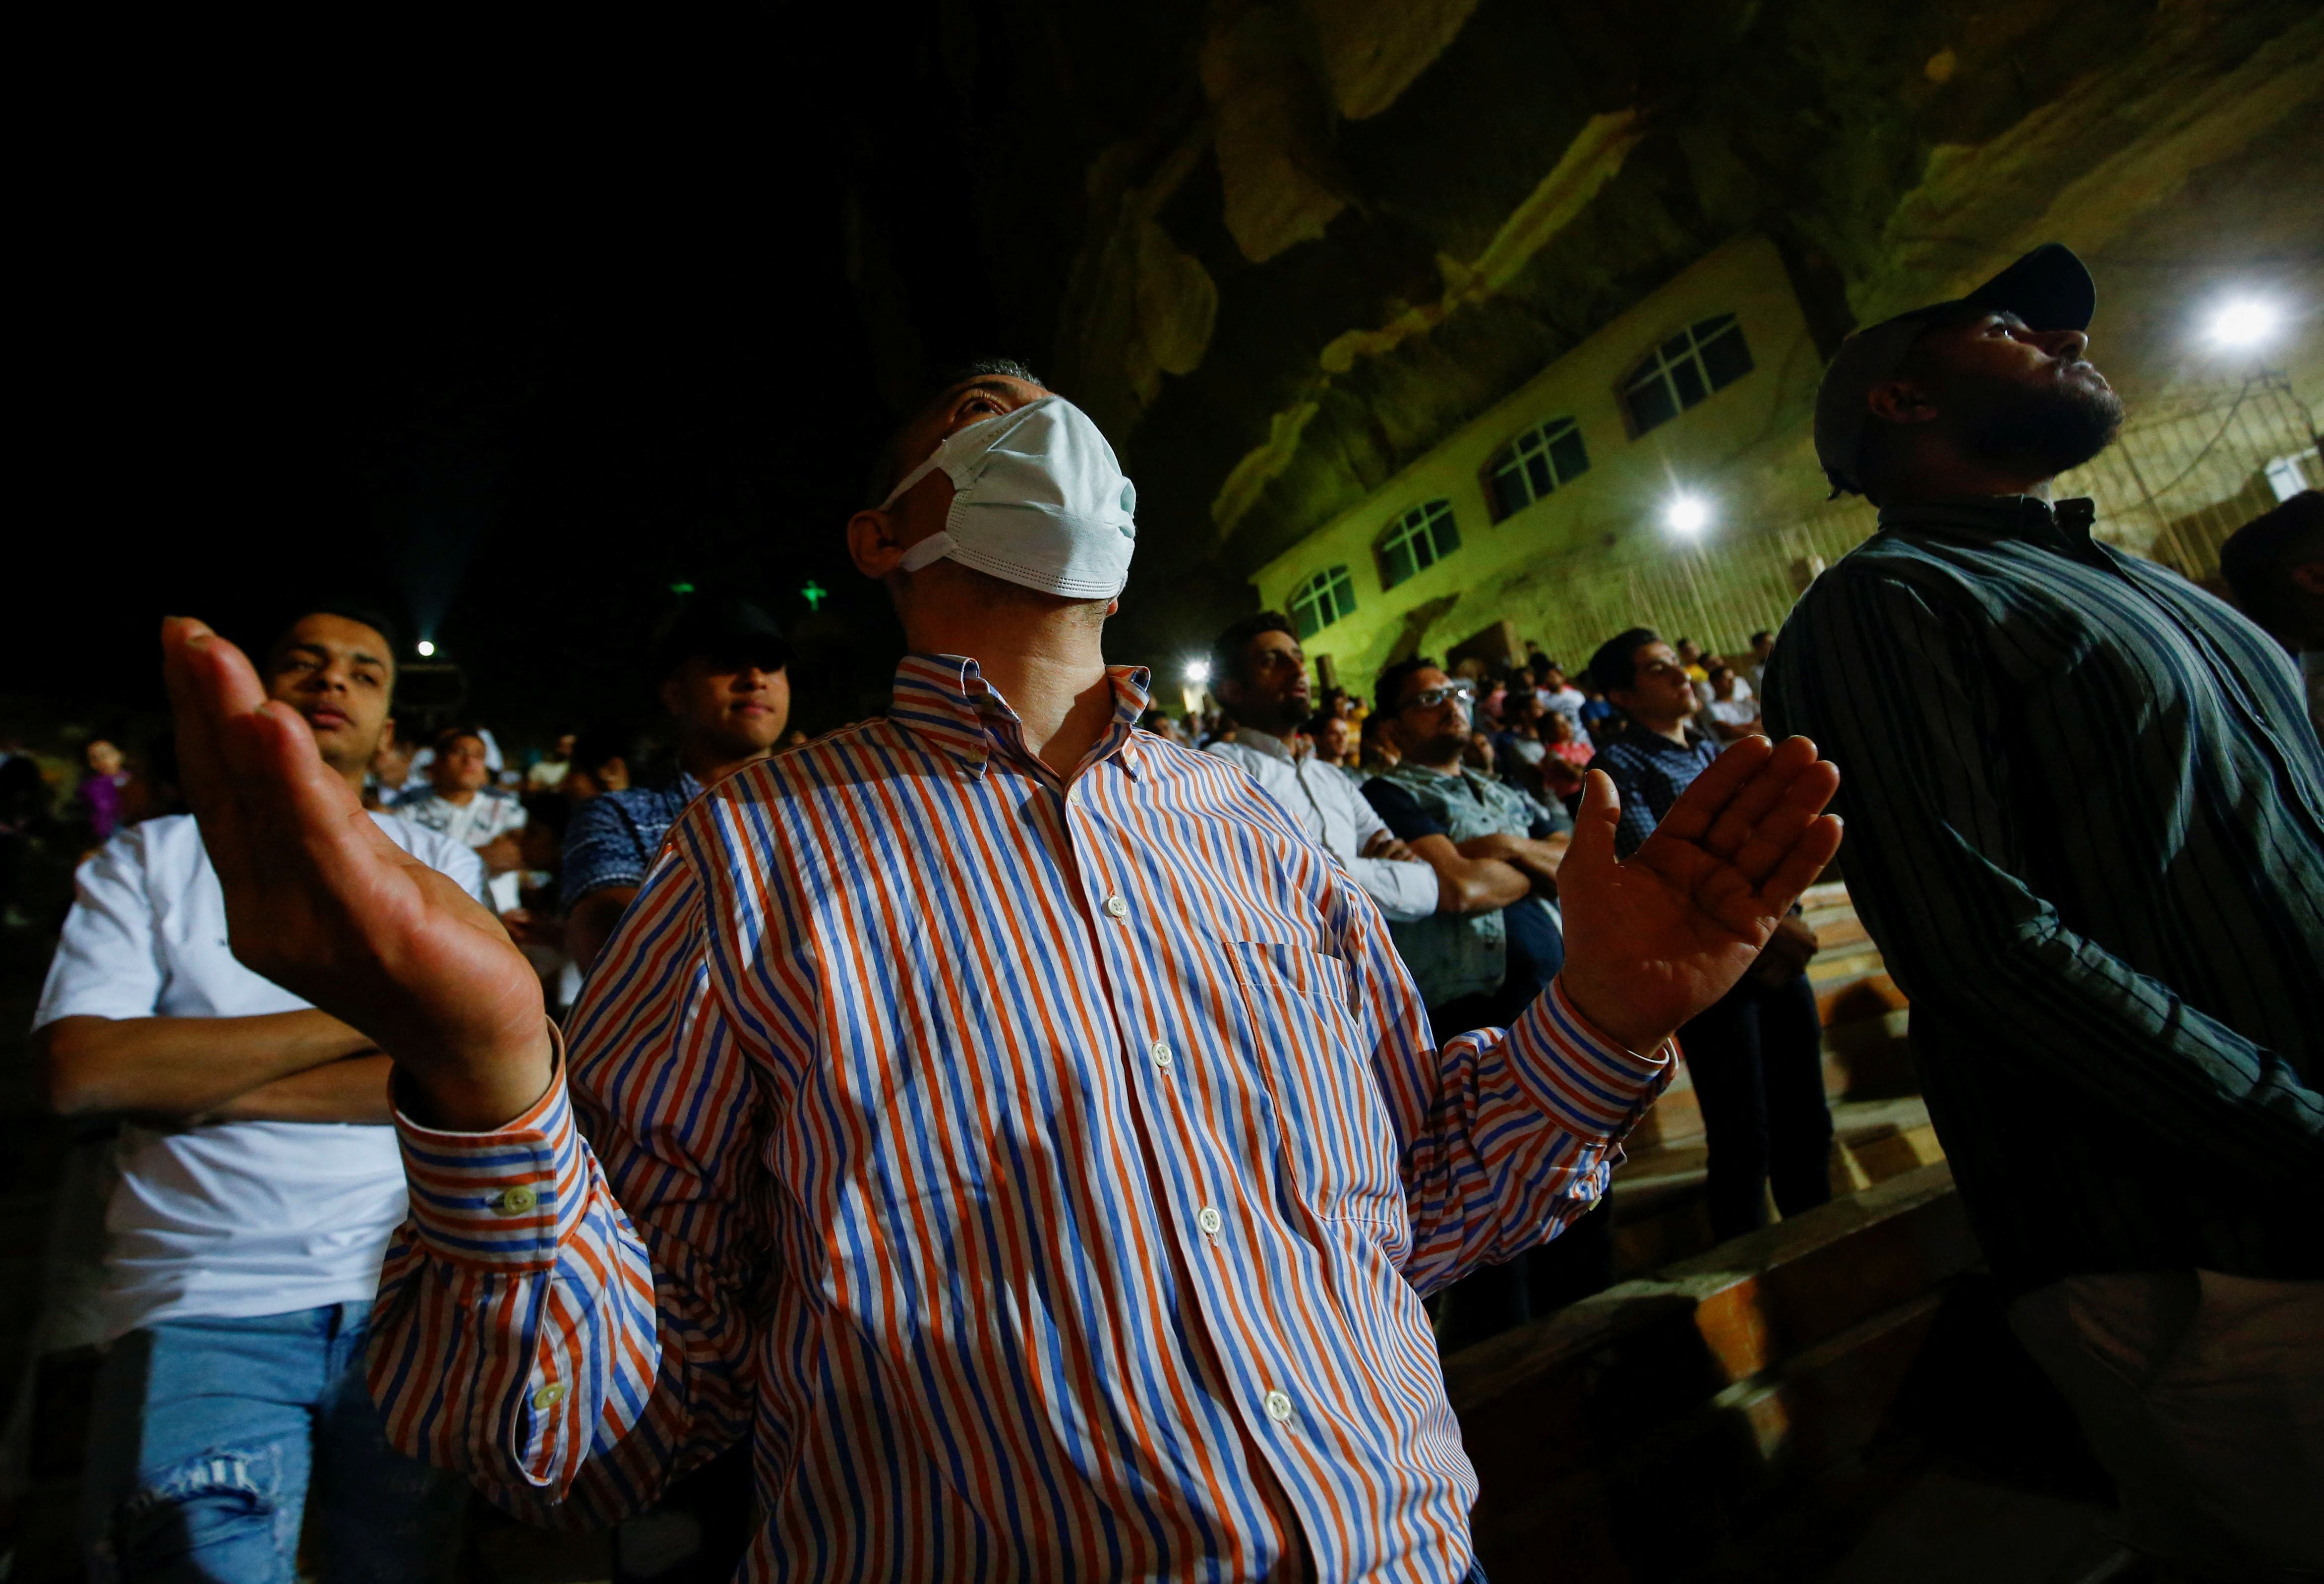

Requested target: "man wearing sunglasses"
[{"left": 1365, "top": 658, "right": 1603, "bottom": 1344}]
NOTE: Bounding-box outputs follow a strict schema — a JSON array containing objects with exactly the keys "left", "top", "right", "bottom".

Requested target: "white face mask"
[{"left": 882, "top": 395, "right": 1138, "bottom": 601}]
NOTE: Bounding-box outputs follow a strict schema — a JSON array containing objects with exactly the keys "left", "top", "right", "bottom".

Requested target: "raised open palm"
[
  {"left": 1555, "top": 736, "right": 1842, "bottom": 1052},
  {"left": 163, "top": 618, "right": 553, "bottom": 1129}
]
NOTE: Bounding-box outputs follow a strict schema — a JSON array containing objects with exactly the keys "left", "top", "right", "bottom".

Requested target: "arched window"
[
  {"left": 1377, "top": 500, "right": 1460, "bottom": 590},
  {"left": 1624, "top": 313, "right": 1753, "bottom": 435},
  {"left": 1289, "top": 565, "right": 1358, "bottom": 639},
  {"left": 1486, "top": 416, "right": 1590, "bottom": 521}
]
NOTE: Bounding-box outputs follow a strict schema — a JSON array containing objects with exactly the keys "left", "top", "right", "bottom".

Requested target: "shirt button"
[
  {"left": 1264, "top": 1390, "right": 1294, "bottom": 1424},
  {"left": 1197, "top": 1206, "right": 1223, "bottom": 1237},
  {"left": 533, "top": 1382, "right": 568, "bottom": 1411},
  {"left": 494, "top": 1185, "right": 538, "bottom": 1216},
  {"left": 1103, "top": 894, "right": 1130, "bottom": 919},
  {"left": 1150, "top": 1040, "right": 1175, "bottom": 1072}
]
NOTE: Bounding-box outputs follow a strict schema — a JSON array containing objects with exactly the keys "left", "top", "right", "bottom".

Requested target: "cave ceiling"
[{"left": 849, "top": 0, "right": 2322, "bottom": 664}]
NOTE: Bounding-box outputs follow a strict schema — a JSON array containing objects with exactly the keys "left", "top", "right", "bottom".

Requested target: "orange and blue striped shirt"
[{"left": 369, "top": 655, "right": 1674, "bottom": 1582}]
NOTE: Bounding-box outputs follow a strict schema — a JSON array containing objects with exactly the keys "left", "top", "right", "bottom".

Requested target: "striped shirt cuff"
[
  {"left": 1507, "top": 978, "right": 1676, "bottom": 1137},
  {"left": 392, "top": 1023, "right": 589, "bottom": 1273}
]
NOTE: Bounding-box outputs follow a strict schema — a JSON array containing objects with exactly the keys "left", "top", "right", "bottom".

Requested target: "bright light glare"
[
  {"left": 1184, "top": 659, "right": 1212, "bottom": 686},
  {"left": 2208, "top": 298, "right": 2281, "bottom": 349},
  {"left": 416, "top": 640, "right": 436, "bottom": 657},
  {"left": 1665, "top": 494, "right": 1710, "bottom": 536}
]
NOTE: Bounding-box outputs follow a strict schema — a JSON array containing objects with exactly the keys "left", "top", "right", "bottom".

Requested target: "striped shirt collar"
[
  {"left": 1877, "top": 493, "right": 2099, "bottom": 549},
  {"left": 888, "top": 652, "right": 1152, "bottom": 781}
]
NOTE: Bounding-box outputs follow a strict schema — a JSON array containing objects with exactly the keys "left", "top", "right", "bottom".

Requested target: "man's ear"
[
  {"left": 1865, "top": 377, "right": 1939, "bottom": 427},
  {"left": 1213, "top": 676, "right": 1243, "bottom": 710},
  {"left": 2287, "top": 560, "right": 2324, "bottom": 599},
  {"left": 377, "top": 717, "right": 397, "bottom": 757},
  {"left": 659, "top": 675, "right": 684, "bottom": 716},
  {"left": 847, "top": 507, "right": 907, "bottom": 579}
]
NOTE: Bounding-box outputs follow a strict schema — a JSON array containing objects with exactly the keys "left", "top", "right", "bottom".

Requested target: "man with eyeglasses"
[{"left": 1365, "top": 658, "right": 1603, "bottom": 1345}]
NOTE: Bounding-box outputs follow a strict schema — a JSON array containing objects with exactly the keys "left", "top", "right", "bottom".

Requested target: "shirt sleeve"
[
  {"left": 368, "top": 837, "right": 772, "bottom": 1524},
  {"left": 1362, "top": 779, "right": 1449, "bottom": 843},
  {"left": 1315, "top": 842, "right": 1674, "bottom": 1295},
  {"left": 560, "top": 793, "right": 649, "bottom": 908},
  {"left": 32, "top": 827, "right": 164, "bottom": 1025},
  {"left": 1765, "top": 568, "right": 2324, "bottom": 1184},
  {"left": 1341, "top": 780, "right": 1439, "bottom": 923}
]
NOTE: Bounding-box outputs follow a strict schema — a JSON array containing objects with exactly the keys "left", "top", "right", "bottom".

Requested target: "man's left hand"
[{"left": 1555, "top": 736, "right": 1841, "bottom": 1053}]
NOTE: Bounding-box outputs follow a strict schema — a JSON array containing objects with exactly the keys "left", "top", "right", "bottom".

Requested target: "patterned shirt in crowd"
[
  {"left": 1765, "top": 494, "right": 2324, "bottom": 1289},
  {"left": 393, "top": 786, "right": 529, "bottom": 913},
  {"left": 369, "top": 655, "right": 1676, "bottom": 1582},
  {"left": 1590, "top": 722, "right": 1719, "bottom": 859},
  {"left": 558, "top": 772, "right": 704, "bottom": 907}
]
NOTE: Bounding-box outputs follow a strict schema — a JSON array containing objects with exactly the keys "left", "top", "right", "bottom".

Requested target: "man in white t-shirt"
[
  {"left": 1203, "top": 611, "right": 1438, "bottom": 923},
  {"left": 394, "top": 726, "right": 528, "bottom": 914},
  {"left": 33, "top": 606, "right": 476, "bottom": 1584}
]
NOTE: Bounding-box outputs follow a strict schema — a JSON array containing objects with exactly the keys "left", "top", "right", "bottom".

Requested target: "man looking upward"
[
  {"left": 1767, "top": 243, "right": 2323, "bottom": 1579},
  {"left": 160, "top": 368, "right": 1842, "bottom": 1583},
  {"left": 559, "top": 594, "right": 791, "bottom": 974},
  {"left": 34, "top": 607, "right": 475, "bottom": 1583},
  {"left": 1205, "top": 610, "right": 1437, "bottom": 925}
]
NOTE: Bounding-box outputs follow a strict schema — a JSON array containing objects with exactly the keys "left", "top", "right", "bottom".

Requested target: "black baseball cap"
[
  {"left": 650, "top": 593, "right": 792, "bottom": 679},
  {"left": 1814, "top": 242, "right": 2096, "bottom": 496}
]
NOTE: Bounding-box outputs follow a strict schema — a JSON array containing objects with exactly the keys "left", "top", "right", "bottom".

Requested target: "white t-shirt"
[
  {"left": 1206, "top": 729, "right": 1438, "bottom": 923},
  {"left": 393, "top": 788, "right": 528, "bottom": 913},
  {"left": 32, "top": 812, "right": 485, "bottom": 1339}
]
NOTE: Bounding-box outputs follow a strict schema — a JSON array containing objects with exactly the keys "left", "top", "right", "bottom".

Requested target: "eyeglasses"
[{"left": 1400, "top": 684, "right": 1474, "bottom": 712}]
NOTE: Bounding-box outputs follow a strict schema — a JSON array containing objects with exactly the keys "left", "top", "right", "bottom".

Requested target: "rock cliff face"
[{"left": 845, "top": 0, "right": 2323, "bottom": 664}]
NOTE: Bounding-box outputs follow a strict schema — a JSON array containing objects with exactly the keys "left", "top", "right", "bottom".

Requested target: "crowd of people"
[{"left": 6, "top": 241, "right": 2322, "bottom": 1584}]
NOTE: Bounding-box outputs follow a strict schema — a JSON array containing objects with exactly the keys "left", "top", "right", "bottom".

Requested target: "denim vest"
[{"left": 1374, "top": 763, "right": 1559, "bottom": 1010}]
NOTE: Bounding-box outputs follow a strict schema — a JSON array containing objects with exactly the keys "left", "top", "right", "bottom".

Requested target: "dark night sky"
[{"left": 14, "top": 10, "right": 1049, "bottom": 749}]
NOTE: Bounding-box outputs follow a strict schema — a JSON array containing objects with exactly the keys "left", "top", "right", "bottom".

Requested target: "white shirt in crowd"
[
  {"left": 32, "top": 812, "right": 486, "bottom": 1341},
  {"left": 1707, "top": 696, "right": 1761, "bottom": 732},
  {"left": 1205, "top": 726, "right": 1438, "bottom": 923},
  {"left": 1535, "top": 684, "right": 1593, "bottom": 748},
  {"left": 392, "top": 786, "right": 528, "bottom": 912}
]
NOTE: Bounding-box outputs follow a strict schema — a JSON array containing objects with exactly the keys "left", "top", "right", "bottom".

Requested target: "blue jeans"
[{"left": 81, "top": 1301, "right": 465, "bottom": 1583}]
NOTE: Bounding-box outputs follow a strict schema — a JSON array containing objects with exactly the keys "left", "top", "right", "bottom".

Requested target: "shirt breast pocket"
[{"left": 1226, "top": 940, "right": 1401, "bottom": 1225}]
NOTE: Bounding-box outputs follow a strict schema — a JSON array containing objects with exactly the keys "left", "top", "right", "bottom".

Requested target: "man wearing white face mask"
[{"left": 159, "top": 358, "right": 1847, "bottom": 1582}]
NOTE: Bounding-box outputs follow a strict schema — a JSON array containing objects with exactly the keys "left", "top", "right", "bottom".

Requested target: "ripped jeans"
[{"left": 80, "top": 1302, "right": 465, "bottom": 1583}]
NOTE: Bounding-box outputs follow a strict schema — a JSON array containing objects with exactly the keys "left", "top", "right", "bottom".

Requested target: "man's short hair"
[
  {"left": 265, "top": 600, "right": 404, "bottom": 687},
  {"left": 1373, "top": 656, "right": 1439, "bottom": 718},
  {"left": 1211, "top": 611, "right": 1297, "bottom": 694},
  {"left": 1750, "top": 628, "right": 1774, "bottom": 645},
  {"left": 864, "top": 357, "right": 1048, "bottom": 508},
  {"left": 434, "top": 724, "right": 489, "bottom": 754},
  {"left": 2219, "top": 490, "right": 2324, "bottom": 634},
  {"left": 571, "top": 729, "right": 637, "bottom": 779},
  {"left": 1587, "top": 627, "right": 1664, "bottom": 695}
]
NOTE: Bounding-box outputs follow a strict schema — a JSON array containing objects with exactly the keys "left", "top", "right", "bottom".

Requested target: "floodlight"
[
  {"left": 1185, "top": 659, "right": 1212, "bottom": 686},
  {"left": 416, "top": 640, "right": 436, "bottom": 657},
  {"left": 2208, "top": 298, "right": 2281, "bottom": 350},
  {"left": 1665, "top": 494, "right": 1710, "bottom": 536}
]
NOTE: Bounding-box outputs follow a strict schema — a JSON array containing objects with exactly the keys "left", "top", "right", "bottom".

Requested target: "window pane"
[
  {"left": 1699, "top": 322, "right": 1753, "bottom": 390},
  {"left": 1526, "top": 453, "right": 1554, "bottom": 499},
  {"left": 1294, "top": 600, "right": 1321, "bottom": 640},
  {"left": 1549, "top": 426, "right": 1589, "bottom": 481},
  {"left": 1326, "top": 571, "right": 1355, "bottom": 621},
  {"left": 1671, "top": 358, "right": 1709, "bottom": 409},
  {"left": 1490, "top": 462, "right": 1527, "bottom": 520},
  {"left": 1430, "top": 508, "right": 1460, "bottom": 556},
  {"left": 1383, "top": 542, "right": 1415, "bottom": 588},
  {"left": 1629, "top": 379, "right": 1677, "bottom": 433},
  {"left": 1661, "top": 331, "right": 1692, "bottom": 362}
]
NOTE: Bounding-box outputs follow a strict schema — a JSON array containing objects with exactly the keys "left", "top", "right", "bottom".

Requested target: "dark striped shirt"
[
  {"left": 1592, "top": 723, "right": 1720, "bottom": 859},
  {"left": 1765, "top": 494, "right": 2324, "bottom": 1288}
]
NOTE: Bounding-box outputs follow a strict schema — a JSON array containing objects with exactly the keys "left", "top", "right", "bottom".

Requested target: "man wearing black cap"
[
  {"left": 1765, "top": 244, "right": 2324, "bottom": 1580},
  {"left": 561, "top": 594, "right": 792, "bottom": 975}
]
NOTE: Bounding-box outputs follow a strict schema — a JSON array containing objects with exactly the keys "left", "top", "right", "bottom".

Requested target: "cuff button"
[{"left": 494, "top": 1185, "right": 540, "bottom": 1216}]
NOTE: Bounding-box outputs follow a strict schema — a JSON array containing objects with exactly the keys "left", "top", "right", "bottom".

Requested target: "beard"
[{"left": 1952, "top": 365, "right": 2126, "bottom": 479}]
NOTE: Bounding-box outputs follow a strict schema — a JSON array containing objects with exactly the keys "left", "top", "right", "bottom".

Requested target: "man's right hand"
[{"left": 163, "top": 618, "right": 553, "bottom": 1131}]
